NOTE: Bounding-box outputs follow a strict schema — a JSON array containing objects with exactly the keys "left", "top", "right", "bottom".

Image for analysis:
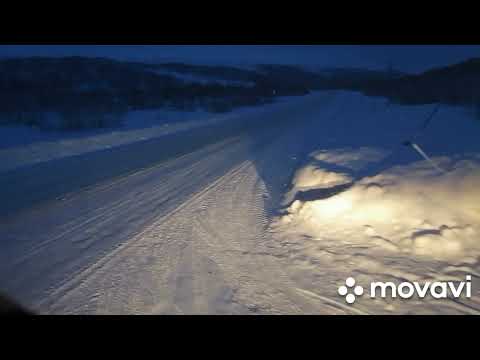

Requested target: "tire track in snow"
[
  {"left": 1, "top": 136, "right": 250, "bottom": 310},
  {"left": 38, "top": 160, "right": 254, "bottom": 313},
  {"left": 3, "top": 91, "right": 355, "bottom": 314},
  {"left": 10, "top": 138, "right": 240, "bottom": 266}
]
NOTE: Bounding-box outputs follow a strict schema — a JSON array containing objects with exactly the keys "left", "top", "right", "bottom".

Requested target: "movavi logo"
[{"left": 338, "top": 276, "right": 472, "bottom": 304}]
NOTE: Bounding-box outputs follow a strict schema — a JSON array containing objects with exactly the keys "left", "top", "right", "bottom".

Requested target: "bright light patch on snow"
[
  {"left": 292, "top": 165, "right": 352, "bottom": 189},
  {"left": 280, "top": 150, "right": 480, "bottom": 261},
  {"left": 282, "top": 147, "right": 387, "bottom": 207}
]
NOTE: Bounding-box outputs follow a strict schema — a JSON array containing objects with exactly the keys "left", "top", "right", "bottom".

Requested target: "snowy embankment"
[
  {"left": 0, "top": 109, "right": 212, "bottom": 172},
  {"left": 270, "top": 92, "right": 480, "bottom": 314},
  {"left": 280, "top": 151, "right": 480, "bottom": 260},
  {"left": 0, "top": 98, "right": 294, "bottom": 174}
]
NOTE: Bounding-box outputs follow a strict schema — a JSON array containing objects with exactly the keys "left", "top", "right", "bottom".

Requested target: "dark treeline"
[
  {"left": 0, "top": 57, "right": 315, "bottom": 130},
  {"left": 0, "top": 57, "right": 313, "bottom": 112},
  {"left": 0, "top": 56, "right": 478, "bottom": 130},
  {"left": 357, "top": 58, "right": 480, "bottom": 108}
]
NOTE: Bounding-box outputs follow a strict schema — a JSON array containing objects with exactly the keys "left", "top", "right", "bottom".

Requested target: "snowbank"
[
  {"left": 0, "top": 111, "right": 216, "bottom": 173},
  {"left": 0, "top": 94, "right": 307, "bottom": 173},
  {"left": 268, "top": 91, "right": 480, "bottom": 313},
  {"left": 281, "top": 150, "right": 480, "bottom": 261},
  {"left": 283, "top": 147, "right": 388, "bottom": 206},
  {"left": 310, "top": 147, "right": 387, "bottom": 171}
]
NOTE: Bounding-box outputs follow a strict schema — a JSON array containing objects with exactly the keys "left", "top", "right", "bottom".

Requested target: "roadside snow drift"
[
  {"left": 268, "top": 92, "right": 480, "bottom": 314},
  {"left": 280, "top": 150, "right": 480, "bottom": 261},
  {"left": 0, "top": 98, "right": 297, "bottom": 173}
]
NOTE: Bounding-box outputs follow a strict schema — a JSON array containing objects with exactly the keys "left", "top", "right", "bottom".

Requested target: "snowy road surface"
[{"left": 1, "top": 91, "right": 479, "bottom": 314}]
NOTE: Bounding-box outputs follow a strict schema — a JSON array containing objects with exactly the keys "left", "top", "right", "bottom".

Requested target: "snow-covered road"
[
  {"left": 0, "top": 92, "right": 337, "bottom": 314},
  {"left": 1, "top": 91, "right": 479, "bottom": 314}
]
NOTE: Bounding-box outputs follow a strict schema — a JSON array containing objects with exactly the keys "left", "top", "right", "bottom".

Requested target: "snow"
[
  {"left": 0, "top": 110, "right": 218, "bottom": 172},
  {"left": 0, "top": 97, "right": 297, "bottom": 174},
  {"left": 279, "top": 152, "right": 480, "bottom": 261},
  {"left": 1, "top": 90, "right": 480, "bottom": 314},
  {"left": 310, "top": 147, "right": 387, "bottom": 171},
  {"left": 148, "top": 68, "right": 256, "bottom": 87},
  {"left": 269, "top": 92, "right": 480, "bottom": 314},
  {"left": 0, "top": 92, "right": 327, "bottom": 314}
]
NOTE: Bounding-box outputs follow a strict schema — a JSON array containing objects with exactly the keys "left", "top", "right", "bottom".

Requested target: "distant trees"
[
  {"left": 360, "top": 58, "right": 480, "bottom": 107},
  {"left": 13, "top": 56, "right": 480, "bottom": 131}
]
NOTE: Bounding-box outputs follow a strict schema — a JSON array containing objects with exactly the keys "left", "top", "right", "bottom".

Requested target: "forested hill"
[{"left": 358, "top": 58, "right": 480, "bottom": 107}]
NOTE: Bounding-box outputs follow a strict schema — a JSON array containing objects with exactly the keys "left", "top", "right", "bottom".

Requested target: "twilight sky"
[{"left": 0, "top": 45, "right": 479, "bottom": 73}]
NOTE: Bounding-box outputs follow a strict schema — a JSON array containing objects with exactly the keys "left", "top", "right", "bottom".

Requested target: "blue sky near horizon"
[{"left": 0, "top": 45, "right": 479, "bottom": 73}]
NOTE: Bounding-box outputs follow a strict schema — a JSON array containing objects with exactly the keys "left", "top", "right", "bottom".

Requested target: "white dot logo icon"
[{"left": 338, "top": 277, "right": 364, "bottom": 304}]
